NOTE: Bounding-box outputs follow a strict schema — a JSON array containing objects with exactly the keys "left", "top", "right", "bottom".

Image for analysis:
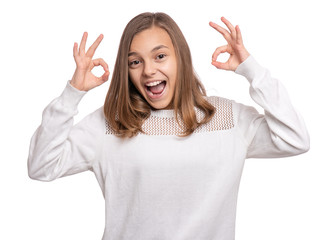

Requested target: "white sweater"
[{"left": 28, "top": 56, "right": 309, "bottom": 240}]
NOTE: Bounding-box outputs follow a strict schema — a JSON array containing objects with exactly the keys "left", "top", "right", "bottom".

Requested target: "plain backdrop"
[{"left": 1, "top": 0, "right": 335, "bottom": 239}]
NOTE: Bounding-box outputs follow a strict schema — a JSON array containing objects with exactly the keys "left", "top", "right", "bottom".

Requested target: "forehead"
[{"left": 129, "top": 26, "right": 174, "bottom": 53}]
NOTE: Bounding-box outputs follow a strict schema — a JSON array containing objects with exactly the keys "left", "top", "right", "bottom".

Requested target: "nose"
[{"left": 143, "top": 61, "right": 157, "bottom": 77}]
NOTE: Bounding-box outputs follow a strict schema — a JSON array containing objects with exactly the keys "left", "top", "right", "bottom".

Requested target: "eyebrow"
[{"left": 128, "top": 45, "right": 169, "bottom": 57}]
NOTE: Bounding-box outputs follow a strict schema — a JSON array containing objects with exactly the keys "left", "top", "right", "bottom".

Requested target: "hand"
[
  {"left": 209, "top": 17, "right": 250, "bottom": 71},
  {"left": 70, "top": 32, "right": 110, "bottom": 91}
]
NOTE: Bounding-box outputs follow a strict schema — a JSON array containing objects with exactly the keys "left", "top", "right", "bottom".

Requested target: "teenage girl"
[{"left": 28, "top": 12, "right": 309, "bottom": 240}]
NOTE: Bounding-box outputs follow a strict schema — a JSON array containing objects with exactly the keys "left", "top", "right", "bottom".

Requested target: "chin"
[{"left": 148, "top": 100, "right": 172, "bottom": 110}]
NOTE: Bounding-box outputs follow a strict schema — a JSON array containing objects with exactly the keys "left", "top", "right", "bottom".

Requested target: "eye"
[
  {"left": 156, "top": 54, "right": 166, "bottom": 60},
  {"left": 129, "top": 60, "right": 141, "bottom": 67}
]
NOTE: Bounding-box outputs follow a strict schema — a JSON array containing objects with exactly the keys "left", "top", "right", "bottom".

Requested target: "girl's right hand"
[{"left": 70, "top": 32, "right": 110, "bottom": 91}]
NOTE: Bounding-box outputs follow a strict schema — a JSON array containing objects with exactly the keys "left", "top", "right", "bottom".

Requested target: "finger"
[
  {"left": 79, "top": 32, "right": 88, "bottom": 55},
  {"left": 211, "top": 60, "right": 230, "bottom": 71},
  {"left": 73, "top": 42, "right": 79, "bottom": 60},
  {"left": 235, "top": 25, "right": 243, "bottom": 45},
  {"left": 96, "top": 69, "right": 110, "bottom": 83},
  {"left": 212, "top": 45, "right": 230, "bottom": 62},
  {"left": 100, "top": 70, "right": 110, "bottom": 82},
  {"left": 87, "top": 34, "right": 104, "bottom": 58},
  {"left": 91, "top": 58, "right": 109, "bottom": 72},
  {"left": 91, "top": 58, "right": 110, "bottom": 84},
  {"left": 221, "top": 17, "right": 236, "bottom": 35},
  {"left": 209, "top": 21, "right": 232, "bottom": 43}
]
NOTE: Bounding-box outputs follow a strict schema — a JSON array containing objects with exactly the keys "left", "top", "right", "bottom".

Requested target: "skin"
[
  {"left": 70, "top": 32, "right": 110, "bottom": 91},
  {"left": 70, "top": 17, "right": 250, "bottom": 102},
  {"left": 209, "top": 17, "right": 250, "bottom": 71},
  {"left": 128, "top": 27, "right": 177, "bottom": 110}
]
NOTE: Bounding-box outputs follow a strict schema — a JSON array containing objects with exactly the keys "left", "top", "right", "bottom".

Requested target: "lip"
[
  {"left": 144, "top": 80, "right": 167, "bottom": 100},
  {"left": 144, "top": 80, "right": 164, "bottom": 86}
]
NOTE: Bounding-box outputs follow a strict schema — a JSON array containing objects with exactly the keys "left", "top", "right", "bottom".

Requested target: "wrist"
[
  {"left": 235, "top": 56, "right": 266, "bottom": 84},
  {"left": 69, "top": 79, "right": 83, "bottom": 91},
  {"left": 58, "top": 81, "right": 87, "bottom": 109},
  {"left": 238, "top": 51, "right": 250, "bottom": 65},
  {"left": 70, "top": 71, "right": 87, "bottom": 91}
]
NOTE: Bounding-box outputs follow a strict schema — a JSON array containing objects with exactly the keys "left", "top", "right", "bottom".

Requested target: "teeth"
[{"left": 145, "top": 81, "right": 163, "bottom": 87}]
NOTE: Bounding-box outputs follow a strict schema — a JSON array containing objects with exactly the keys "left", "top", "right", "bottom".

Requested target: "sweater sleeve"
[
  {"left": 233, "top": 56, "right": 310, "bottom": 158},
  {"left": 28, "top": 81, "right": 104, "bottom": 181}
]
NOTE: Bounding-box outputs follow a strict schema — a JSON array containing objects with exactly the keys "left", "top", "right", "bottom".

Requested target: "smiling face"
[{"left": 128, "top": 26, "right": 178, "bottom": 110}]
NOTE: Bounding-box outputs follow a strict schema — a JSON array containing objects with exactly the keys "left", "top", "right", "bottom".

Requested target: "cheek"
[
  {"left": 162, "top": 60, "right": 177, "bottom": 79},
  {"left": 129, "top": 70, "right": 141, "bottom": 87},
  {"left": 168, "top": 62, "right": 178, "bottom": 85}
]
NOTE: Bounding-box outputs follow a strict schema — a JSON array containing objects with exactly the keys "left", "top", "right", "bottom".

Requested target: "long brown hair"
[{"left": 104, "top": 12, "right": 215, "bottom": 137}]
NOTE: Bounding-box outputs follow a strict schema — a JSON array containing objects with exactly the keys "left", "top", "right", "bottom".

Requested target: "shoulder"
[
  {"left": 75, "top": 107, "right": 106, "bottom": 131},
  {"left": 84, "top": 107, "right": 105, "bottom": 121},
  {"left": 201, "top": 96, "right": 260, "bottom": 132},
  {"left": 206, "top": 96, "right": 256, "bottom": 116},
  {"left": 205, "top": 96, "right": 234, "bottom": 118},
  {"left": 206, "top": 96, "right": 232, "bottom": 108},
  {"left": 195, "top": 96, "right": 235, "bottom": 132}
]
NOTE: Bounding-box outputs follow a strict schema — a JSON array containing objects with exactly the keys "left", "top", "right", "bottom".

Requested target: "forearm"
[
  {"left": 235, "top": 56, "right": 310, "bottom": 158},
  {"left": 28, "top": 82, "right": 88, "bottom": 181}
]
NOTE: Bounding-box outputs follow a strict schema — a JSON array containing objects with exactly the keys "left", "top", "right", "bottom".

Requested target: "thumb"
[{"left": 211, "top": 60, "right": 230, "bottom": 71}]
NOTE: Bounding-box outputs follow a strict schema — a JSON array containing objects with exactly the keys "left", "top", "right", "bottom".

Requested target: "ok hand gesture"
[
  {"left": 209, "top": 17, "right": 250, "bottom": 71},
  {"left": 70, "top": 32, "right": 110, "bottom": 91}
]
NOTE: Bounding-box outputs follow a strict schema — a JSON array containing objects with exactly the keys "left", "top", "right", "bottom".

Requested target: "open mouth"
[{"left": 145, "top": 80, "right": 167, "bottom": 97}]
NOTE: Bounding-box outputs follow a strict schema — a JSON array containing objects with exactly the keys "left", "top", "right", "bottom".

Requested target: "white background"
[{"left": 1, "top": 0, "right": 335, "bottom": 239}]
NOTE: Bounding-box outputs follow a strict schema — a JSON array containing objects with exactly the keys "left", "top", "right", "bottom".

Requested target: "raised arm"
[
  {"left": 209, "top": 17, "right": 310, "bottom": 158},
  {"left": 28, "top": 33, "right": 108, "bottom": 181}
]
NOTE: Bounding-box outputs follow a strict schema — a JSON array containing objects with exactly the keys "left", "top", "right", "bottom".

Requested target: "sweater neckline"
[{"left": 150, "top": 109, "right": 175, "bottom": 118}]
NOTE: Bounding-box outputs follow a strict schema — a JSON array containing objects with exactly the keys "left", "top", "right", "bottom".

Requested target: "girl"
[{"left": 28, "top": 12, "right": 309, "bottom": 240}]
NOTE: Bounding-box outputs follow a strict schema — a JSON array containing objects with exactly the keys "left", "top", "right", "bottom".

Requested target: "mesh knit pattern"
[{"left": 105, "top": 96, "right": 234, "bottom": 136}]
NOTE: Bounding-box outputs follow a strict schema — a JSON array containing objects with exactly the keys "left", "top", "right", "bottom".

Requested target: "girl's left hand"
[{"left": 209, "top": 17, "right": 250, "bottom": 71}]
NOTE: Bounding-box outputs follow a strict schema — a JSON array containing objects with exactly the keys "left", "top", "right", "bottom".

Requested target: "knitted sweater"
[{"left": 28, "top": 56, "right": 310, "bottom": 240}]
